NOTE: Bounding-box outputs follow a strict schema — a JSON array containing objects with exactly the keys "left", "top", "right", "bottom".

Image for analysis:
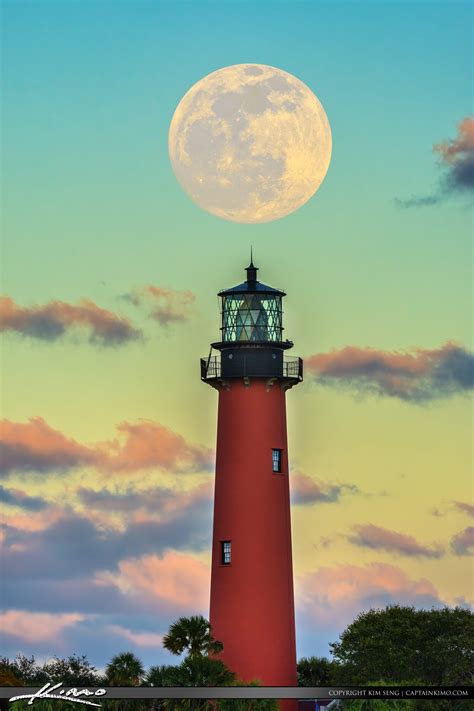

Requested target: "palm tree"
[
  {"left": 162, "top": 616, "right": 223, "bottom": 658},
  {"left": 160, "top": 657, "right": 235, "bottom": 711},
  {"left": 144, "top": 665, "right": 175, "bottom": 687},
  {"left": 218, "top": 680, "right": 278, "bottom": 711},
  {"left": 105, "top": 652, "right": 145, "bottom": 686},
  {"left": 170, "top": 656, "right": 235, "bottom": 687}
]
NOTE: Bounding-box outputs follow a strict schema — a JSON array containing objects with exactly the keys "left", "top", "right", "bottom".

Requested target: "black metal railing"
[
  {"left": 283, "top": 356, "right": 303, "bottom": 380},
  {"left": 201, "top": 356, "right": 221, "bottom": 380},
  {"left": 201, "top": 355, "right": 303, "bottom": 381}
]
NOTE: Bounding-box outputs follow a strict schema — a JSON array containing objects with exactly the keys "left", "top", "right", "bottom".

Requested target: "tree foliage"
[
  {"left": 105, "top": 652, "right": 145, "bottom": 687},
  {"left": 0, "top": 655, "right": 48, "bottom": 685},
  {"left": 162, "top": 616, "right": 224, "bottom": 658},
  {"left": 145, "top": 617, "right": 275, "bottom": 710},
  {"left": 0, "top": 653, "right": 103, "bottom": 687},
  {"left": 330, "top": 605, "right": 473, "bottom": 685},
  {"left": 217, "top": 680, "right": 278, "bottom": 711},
  {"left": 43, "top": 654, "right": 103, "bottom": 686},
  {"left": 297, "top": 656, "right": 340, "bottom": 686},
  {"left": 5, "top": 607, "right": 471, "bottom": 711}
]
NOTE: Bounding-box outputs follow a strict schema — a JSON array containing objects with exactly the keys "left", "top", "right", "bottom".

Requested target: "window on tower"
[
  {"left": 221, "top": 540, "right": 231, "bottom": 565},
  {"left": 272, "top": 449, "right": 282, "bottom": 473}
]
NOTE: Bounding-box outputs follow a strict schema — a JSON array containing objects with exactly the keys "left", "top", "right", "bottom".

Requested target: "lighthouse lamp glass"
[{"left": 221, "top": 294, "right": 282, "bottom": 342}]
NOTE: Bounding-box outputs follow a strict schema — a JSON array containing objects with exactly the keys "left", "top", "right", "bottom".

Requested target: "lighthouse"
[{"left": 201, "top": 256, "right": 303, "bottom": 692}]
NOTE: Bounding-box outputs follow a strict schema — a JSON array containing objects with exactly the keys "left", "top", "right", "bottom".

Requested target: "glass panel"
[
  {"left": 272, "top": 449, "right": 282, "bottom": 472},
  {"left": 221, "top": 541, "right": 231, "bottom": 565},
  {"left": 221, "top": 294, "right": 282, "bottom": 342}
]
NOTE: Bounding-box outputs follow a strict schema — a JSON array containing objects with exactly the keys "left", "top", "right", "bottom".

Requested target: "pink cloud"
[
  {"left": 349, "top": 523, "right": 444, "bottom": 558},
  {"left": 124, "top": 286, "right": 195, "bottom": 325},
  {"left": 98, "top": 552, "right": 210, "bottom": 612},
  {"left": 297, "top": 562, "right": 441, "bottom": 628},
  {"left": 98, "top": 420, "right": 212, "bottom": 473},
  {"left": 306, "top": 342, "right": 473, "bottom": 402},
  {"left": 0, "top": 610, "right": 86, "bottom": 643},
  {"left": 0, "top": 417, "right": 96, "bottom": 475},
  {"left": 0, "top": 507, "right": 64, "bottom": 533},
  {"left": 107, "top": 625, "right": 163, "bottom": 648},
  {"left": 396, "top": 116, "right": 474, "bottom": 205},
  {"left": 434, "top": 116, "right": 474, "bottom": 163},
  {"left": 0, "top": 417, "right": 212, "bottom": 476},
  {"left": 0, "top": 296, "right": 141, "bottom": 346},
  {"left": 290, "top": 472, "right": 358, "bottom": 505}
]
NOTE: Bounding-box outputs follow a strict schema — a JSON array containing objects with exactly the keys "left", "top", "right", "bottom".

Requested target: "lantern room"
[
  {"left": 200, "top": 256, "right": 303, "bottom": 384},
  {"left": 219, "top": 258, "right": 285, "bottom": 344}
]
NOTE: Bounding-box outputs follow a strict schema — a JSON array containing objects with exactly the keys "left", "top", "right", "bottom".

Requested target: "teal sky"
[
  {"left": 1, "top": 0, "right": 472, "bottom": 669},
  {"left": 3, "top": 0, "right": 471, "bottom": 310}
]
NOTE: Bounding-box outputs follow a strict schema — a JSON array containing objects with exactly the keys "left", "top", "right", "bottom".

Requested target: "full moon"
[{"left": 168, "top": 64, "right": 332, "bottom": 223}]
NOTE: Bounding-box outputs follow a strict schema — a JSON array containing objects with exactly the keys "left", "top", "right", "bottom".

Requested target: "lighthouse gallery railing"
[{"left": 201, "top": 355, "right": 303, "bottom": 381}]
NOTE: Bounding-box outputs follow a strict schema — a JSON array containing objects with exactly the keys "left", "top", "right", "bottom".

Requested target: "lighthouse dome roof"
[
  {"left": 218, "top": 280, "right": 286, "bottom": 297},
  {"left": 218, "top": 255, "right": 286, "bottom": 297}
]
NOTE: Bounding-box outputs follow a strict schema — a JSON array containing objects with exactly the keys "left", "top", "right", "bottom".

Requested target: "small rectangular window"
[
  {"left": 272, "top": 448, "right": 282, "bottom": 473},
  {"left": 221, "top": 540, "right": 231, "bottom": 565}
]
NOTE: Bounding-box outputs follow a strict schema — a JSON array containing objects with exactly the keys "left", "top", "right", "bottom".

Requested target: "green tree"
[
  {"left": 42, "top": 654, "right": 103, "bottom": 686},
  {"left": 297, "top": 656, "right": 339, "bottom": 686},
  {"left": 162, "top": 616, "right": 223, "bottom": 659},
  {"left": 218, "top": 680, "right": 278, "bottom": 711},
  {"left": 330, "top": 605, "right": 473, "bottom": 685},
  {"left": 106, "top": 652, "right": 145, "bottom": 686},
  {"left": 148, "top": 657, "right": 234, "bottom": 711},
  {"left": 165, "top": 655, "right": 235, "bottom": 688},
  {"left": 145, "top": 665, "right": 176, "bottom": 687},
  {"left": 0, "top": 654, "right": 48, "bottom": 685}
]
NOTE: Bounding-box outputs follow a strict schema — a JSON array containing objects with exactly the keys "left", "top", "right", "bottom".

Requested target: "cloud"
[
  {"left": 349, "top": 523, "right": 444, "bottom": 558},
  {"left": 434, "top": 116, "right": 474, "bottom": 191},
  {"left": 396, "top": 116, "right": 474, "bottom": 207},
  {"left": 0, "top": 516, "right": 211, "bottom": 661},
  {"left": 306, "top": 341, "right": 474, "bottom": 402},
  {"left": 122, "top": 286, "right": 195, "bottom": 325},
  {"left": 0, "top": 485, "right": 48, "bottom": 511},
  {"left": 0, "top": 517, "right": 211, "bottom": 660},
  {"left": 1, "top": 483, "right": 212, "bottom": 584},
  {"left": 0, "top": 506, "right": 64, "bottom": 532},
  {"left": 0, "top": 296, "right": 141, "bottom": 346},
  {"left": 98, "top": 552, "right": 210, "bottom": 612},
  {"left": 297, "top": 562, "right": 442, "bottom": 631},
  {"left": 0, "top": 610, "right": 86, "bottom": 644},
  {"left": 97, "top": 420, "right": 213, "bottom": 474},
  {"left": 77, "top": 481, "right": 213, "bottom": 518},
  {"left": 394, "top": 195, "right": 441, "bottom": 208},
  {"left": 450, "top": 526, "right": 474, "bottom": 556},
  {"left": 290, "top": 472, "right": 359, "bottom": 505},
  {"left": 106, "top": 624, "right": 163, "bottom": 648},
  {"left": 0, "top": 417, "right": 212, "bottom": 477},
  {"left": 0, "top": 417, "right": 96, "bottom": 477},
  {"left": 453, "top": 501, "right": 474, "bottom": 518}
]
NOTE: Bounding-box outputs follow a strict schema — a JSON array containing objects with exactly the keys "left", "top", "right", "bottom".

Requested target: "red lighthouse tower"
[{"left": 201, "top": 257, "right": 303, "bottom": 693}]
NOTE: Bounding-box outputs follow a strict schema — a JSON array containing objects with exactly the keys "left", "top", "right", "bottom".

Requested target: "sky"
[{"left": 1, "top": 0, "right": 473, "bottom": 670}]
